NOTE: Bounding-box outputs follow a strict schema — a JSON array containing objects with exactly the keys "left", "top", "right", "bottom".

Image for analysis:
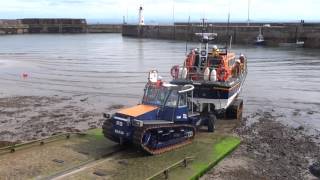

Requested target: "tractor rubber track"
[
  {"left": 102, "top": 120, "right": 119, "bottom": 143},
  {"left": 133, "top": 124, "right": 196, "bottom": 155}
]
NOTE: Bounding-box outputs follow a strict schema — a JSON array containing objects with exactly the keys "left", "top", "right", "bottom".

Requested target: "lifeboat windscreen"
[{"left": 208, "top": 56, "right": 221, "bottom": 68}]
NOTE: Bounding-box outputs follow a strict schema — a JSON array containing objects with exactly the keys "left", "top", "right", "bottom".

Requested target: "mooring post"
[
  {"left": 183, "top": 158, "right": 188, "bottom": 167},
  {"left": 164, "top": 169, "right": 169, "bottom": 179},
  {"left": 59, "top": 24, "right": 62, "bottom": 33},
  {"left": 10, "top": 145, "right": 15, "bottom": 153}
]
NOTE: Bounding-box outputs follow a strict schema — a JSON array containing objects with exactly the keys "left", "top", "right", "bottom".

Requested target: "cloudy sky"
[{"left": 0, "top": 0, "right": 319, "bottom": 24}]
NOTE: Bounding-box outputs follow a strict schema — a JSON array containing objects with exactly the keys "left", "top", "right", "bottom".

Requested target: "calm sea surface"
[{"left": 0, "top": 34, "right": 319, "bottom": 133}]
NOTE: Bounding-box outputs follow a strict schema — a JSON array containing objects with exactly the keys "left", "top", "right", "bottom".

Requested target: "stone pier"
[{"left": 122, "top": 23, "right": 320, "bottom": 48}]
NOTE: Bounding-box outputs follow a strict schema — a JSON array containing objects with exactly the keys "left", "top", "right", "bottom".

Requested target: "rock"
[
  {"left": 1, "top": 120, "right": 8, "bottom": 123},
  {"left": 89, "top": 125, "right": 97, "bottom": 129},
  {"left": 52, "top": 132, "right": 63, "bottom": 136},
  {"left": 77, "top": 151, "right": 89, "bottom": 155},
  {"left": 309, "top": 162, "right": 320, "bottom": 178},
  {"left": 307, "top": 111, "right": 314, "bottom": 115},
  {"left": 118, "top": 159, "right": 129, "bottom": 166},
  {"left": 36, "top": 130, "right": 42, "bottom": 134},
  {"left": 93, "top": 170, "right": 108, "bottom": 176},
  {"left": 108, "top": 104, "right": 124, "bottom": 110},
  {"left": 280, "top": 151, "right": 286, "bottom": 156},
  {"left": 80, "top": 97, "right": 88, "bottom": 102},
  {"left": 34, "top": 103, "right": 41, "bottom": 107},
  {"left": 295, "top": 126, "right": 304, "bottom": 131},
  {"left": 52, "top": 159, "right": 64, "bottom": 164}
]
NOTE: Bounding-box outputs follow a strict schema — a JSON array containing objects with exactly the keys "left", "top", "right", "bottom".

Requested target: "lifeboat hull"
[{"left": 171, "top": 73, "right": 246, "bottom": 110}]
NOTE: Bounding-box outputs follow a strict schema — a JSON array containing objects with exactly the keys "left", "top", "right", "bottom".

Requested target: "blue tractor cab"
[{"left": 142, "top": 82, "right": 191, "bottom": 123}]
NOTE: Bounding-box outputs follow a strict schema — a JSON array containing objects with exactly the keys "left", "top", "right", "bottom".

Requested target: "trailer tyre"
[
  {"left": 226, "top": 99, "right": 243, "bottom": 121},
  {"left": 236, "top": 100, "right": 243, "bottom": 121},
  {"left": 208, "top": 114, "right": 216, "bottom": 132}
]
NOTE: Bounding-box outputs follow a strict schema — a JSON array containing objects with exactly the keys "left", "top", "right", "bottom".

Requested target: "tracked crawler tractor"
[{"left": 102, "top": 70, "right": 217, "bottom": 155}]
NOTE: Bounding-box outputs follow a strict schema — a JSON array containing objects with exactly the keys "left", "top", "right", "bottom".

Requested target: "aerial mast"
[
  {"left": 172, "top": 0, "right": 175, "bottom": 25},
  {"left": 247, "top": 0, "right": 250, "bottom": 26}
]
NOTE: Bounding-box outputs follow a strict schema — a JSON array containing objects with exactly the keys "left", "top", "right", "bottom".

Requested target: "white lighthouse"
[{"left": 138, "top": 5, "right": 145, "bottom": 25}]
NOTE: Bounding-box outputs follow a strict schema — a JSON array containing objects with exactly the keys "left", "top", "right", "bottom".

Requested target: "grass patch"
[
  {"left": 190, "top": 136, "right": 241, "bottom": 180},
  {"left": 86, "top": 128, "right": 104, "bottom": 140},
  {"left": 104, "top": 134, "right": 241, "bottom": 180},
  {"left": 80, "top": 129, "right": 240, "bottom": 180}
]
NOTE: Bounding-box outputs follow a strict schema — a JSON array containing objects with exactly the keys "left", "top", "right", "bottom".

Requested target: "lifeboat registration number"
[{"left": 114, "top": 129, "right": 125, "bottom": 135}]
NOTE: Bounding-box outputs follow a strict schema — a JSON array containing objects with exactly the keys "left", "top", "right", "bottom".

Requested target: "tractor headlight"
[
  {"left": 133, "top": 119, "right": 144, "bottom": 127},
  {"left": 126, "top": 117, "right": 131, "bottom": 126},
  {"left": 103, "top": 113, "right": 111, "bottom": 119}
]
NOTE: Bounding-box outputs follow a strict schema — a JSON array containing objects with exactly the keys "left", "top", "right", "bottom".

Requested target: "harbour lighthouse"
[{"left": 138, "top": 5, "right": 145, "bottom": 25}]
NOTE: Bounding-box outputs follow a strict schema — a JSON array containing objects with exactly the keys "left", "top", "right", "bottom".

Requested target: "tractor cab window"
[
  {"left": 165, "top": 90, "right": 178, "bottom": 107},
  {"left": 178, "top": 93, "right": 187, "bottom": 107},
  {"left": 143, "top": 85, "right": 169, "bottom": 106}
]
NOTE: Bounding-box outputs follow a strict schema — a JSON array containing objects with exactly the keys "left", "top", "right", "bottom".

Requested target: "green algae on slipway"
[
  {"left": 0, "top": 132, "right": 119, "bottom": 179},
  {"left": 63, "top": 126, "right": 240, "bottom": 180},
  {"left": 0, "top": 120, "right": 240, "bottom": 179}
]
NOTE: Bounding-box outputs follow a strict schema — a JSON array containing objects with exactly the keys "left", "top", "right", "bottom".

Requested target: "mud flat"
[
  {"left": 202, "top": 111, "right": 320, "bottom": 180},
  {"left": 0, "top": 95, "right": 125, "bottom": 144}
]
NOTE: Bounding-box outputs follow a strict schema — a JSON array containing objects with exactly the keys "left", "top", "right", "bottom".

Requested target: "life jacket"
[
  {"left": 170, "top": 65, "right": 179, "bottom": 79},
  {"left": 185, "top": 51, "right": 195, "bottom": 70}
]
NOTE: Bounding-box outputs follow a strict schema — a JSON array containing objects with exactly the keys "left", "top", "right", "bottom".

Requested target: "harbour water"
[{"left": 0, "top": 33, "right": 319, "bottom": 133}]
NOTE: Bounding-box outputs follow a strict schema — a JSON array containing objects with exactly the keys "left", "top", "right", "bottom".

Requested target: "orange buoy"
[
  {"left": 217, "top": 67, "right": 229, "bottom": 82},
  {"left": 22, "top": 73, "right": 28, "bottom": 78}
]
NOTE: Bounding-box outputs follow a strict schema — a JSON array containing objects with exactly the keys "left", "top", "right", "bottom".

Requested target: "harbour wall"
[
  {"left": 0, "top": 19, "right": 28, "bottom": 34},
  {"left": 87, "top": 24, "right": 122, "bottom": 33},
  {"left": 0, "top": 19, "right": 122, "bottom": 34},
  {"left": 122, "top": 24, "right": 320, "bottom": 48}
]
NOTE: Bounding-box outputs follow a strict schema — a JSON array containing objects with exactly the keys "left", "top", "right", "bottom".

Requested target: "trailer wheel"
[
  {"left": 237, "top": 101, "right": 243, "bottom": 121},
  {"left": 226, "top": 99, "right": 243, "bottom": 121},
  {"left": 208, "top": 114, "right": 216, "bottom": 132}
]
